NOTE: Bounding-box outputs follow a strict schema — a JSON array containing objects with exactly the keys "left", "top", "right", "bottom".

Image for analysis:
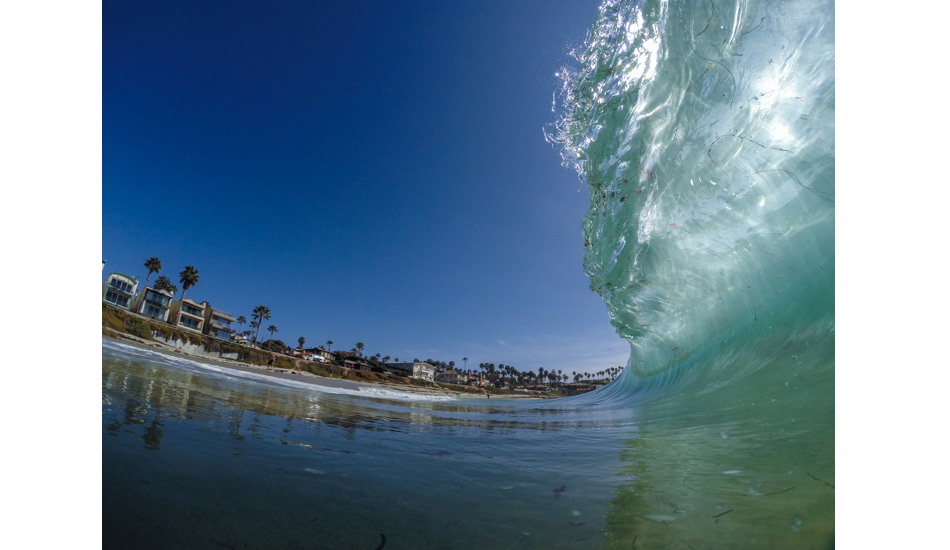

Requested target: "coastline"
[{"left": 102, "top": 330, "right": 541, "bottom": 399}]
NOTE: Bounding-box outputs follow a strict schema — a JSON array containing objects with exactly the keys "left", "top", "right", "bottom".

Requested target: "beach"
[{"left": 103, "top": 329, "right": 540, "bottom": 399}]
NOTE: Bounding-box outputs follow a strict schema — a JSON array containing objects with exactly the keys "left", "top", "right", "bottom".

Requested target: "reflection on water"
[{"left": 102, "top": 340, "right": 632, "bottom": 549}]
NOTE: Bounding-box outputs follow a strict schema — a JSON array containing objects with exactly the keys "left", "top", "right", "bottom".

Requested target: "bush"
[
  {"left": 128, "top": 320, "right": 153, "bottom": 340},
  {"left": 102, "top": 305, "right": 127, "bottom": 332}
]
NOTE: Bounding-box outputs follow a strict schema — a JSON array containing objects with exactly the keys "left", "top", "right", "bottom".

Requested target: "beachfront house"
[
  {"left": 102, "top": 272, "right": 140, "bottom": 310},
  {"left": 202, "top": 303, "right": 236, "bottom": 341},
  {"left": 300, "top": 348, "right": 334, "bottom": 363},
  {"left": 167, "top": 298, "right": 207, "bottom": 333},
  {"left": 130, "top": 286, "right": 174, "bottom": 322},
  {"left": 337, "top": 352, "right": 373, "bottom": 372},
  {"left": 384, "top": 361, "right": 436, "bottom": 382},
  {"left": 434, "top": 369, "right": 467, "bottom": 385}
]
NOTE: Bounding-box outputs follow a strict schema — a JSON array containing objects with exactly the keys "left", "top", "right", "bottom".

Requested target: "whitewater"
[{"left": 102, "top": 0, "right": 833, "bottom": 547}]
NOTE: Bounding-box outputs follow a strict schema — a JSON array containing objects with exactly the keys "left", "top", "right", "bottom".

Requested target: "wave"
[{"left": 545, "top": 0, "right": 834, "bottom": 397}]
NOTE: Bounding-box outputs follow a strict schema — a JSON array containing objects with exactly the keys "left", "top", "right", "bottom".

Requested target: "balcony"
[
  {"left": 182, "top": 306, "right": 203, "bottom": 317},
  {"left": 145, "top": 292, "right": 170, "bottom": 307}
]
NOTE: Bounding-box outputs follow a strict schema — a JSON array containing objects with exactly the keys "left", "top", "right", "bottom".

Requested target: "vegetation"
[
  {"left": 174, "top": 265, "right": 200, "bottom": 325},
  {"left": 143, "top": 257, "right": 161, "bottom": 288},
  {"left": 252, "top": 305, "right": 271, "bottom": 345},
  {"left": 261, "top": 339, "right": 287, "bottom": 352},
  {"left": 153, "top": 276, "right": 177, "bottom": 295}
]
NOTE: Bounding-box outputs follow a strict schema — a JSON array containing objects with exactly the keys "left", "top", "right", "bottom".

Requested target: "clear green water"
[{"left": 103, "top": 0, "right": 833, "bottom": 547}]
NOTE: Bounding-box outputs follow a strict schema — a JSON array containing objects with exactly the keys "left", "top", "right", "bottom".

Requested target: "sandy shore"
[{"left": 103, "top": 330, "right": 543, "bottom": 399}]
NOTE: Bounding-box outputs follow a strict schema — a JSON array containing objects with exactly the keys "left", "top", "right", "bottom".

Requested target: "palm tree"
[
  {"left": 175, "top": 266, "right": 200, "bottom": 325},
  {"left": 326, "top": 340, "right": 333, "bottom": 351},
  {"left": 267, "top": 325, "right": 279, "bottom": 347},
  {"left": 143, "top": 257, "right": 161, "bottom": 288},
  {"left": 153, "top": 276, "right": 177, "bottom": 297},
  {"left": 463, "top": 357, "right": 468, "bottom": 370},
  {"left": 355, "top": 342, "right": 364, "bottom": 357},
  {"left": 236, "top": 316, "right": 247, "bottom": 333},
  {"left": 252, "top": 305, "right": 271, "bottom": 345},
  {"left": 298, "top": 336, "right": 306, "bottom": 351}
]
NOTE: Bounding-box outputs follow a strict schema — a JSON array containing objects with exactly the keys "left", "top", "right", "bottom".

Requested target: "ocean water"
[{"left": 102, "top": 0, "right": 834, "bottom": 547}]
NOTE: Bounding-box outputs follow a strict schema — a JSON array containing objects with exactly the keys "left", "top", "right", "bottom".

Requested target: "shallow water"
[
  {"left": 103, "top": 339, "right": 633, "bottom": 549},
  {"left": 103, "top": 0, "right": 833, "bottom": 546}
]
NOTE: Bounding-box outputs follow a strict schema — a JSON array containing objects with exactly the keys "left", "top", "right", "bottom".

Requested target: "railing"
[{"left": 108, "top": 279, "right": 134, "bottom": 293}]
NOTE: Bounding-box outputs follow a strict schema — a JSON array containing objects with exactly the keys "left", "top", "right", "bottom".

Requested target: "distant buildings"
[
  {"left": 385, "top": 361, "right": 435, "bottom": 382},
  {"left": 102, "top": 265, "right": 604, "bottom": 392},
  {"left": 434, "top": 369, "right": 468, "bottom": 385}
]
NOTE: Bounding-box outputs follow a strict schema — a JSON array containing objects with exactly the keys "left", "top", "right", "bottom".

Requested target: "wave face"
[{"left": 547, "top": 0, "right": 834, "bottom": 393}]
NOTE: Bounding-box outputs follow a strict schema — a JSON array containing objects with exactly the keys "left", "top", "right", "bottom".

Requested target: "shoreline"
[{"left": 102, "top": 330, "right": 543, "bottom": 399}]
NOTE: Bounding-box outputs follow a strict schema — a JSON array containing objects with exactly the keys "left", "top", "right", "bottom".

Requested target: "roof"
[
  {"left": 107, "top": 271, "right": 139, "bottom": 284},
  {"left": 145, "top": 286, "right": 174, "bottom": 297}
]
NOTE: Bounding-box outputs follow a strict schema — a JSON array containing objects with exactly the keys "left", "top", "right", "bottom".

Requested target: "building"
[
  {"left": 102, "top": 272, "right": 140, "bottom": 310},
  {"left": 434, "top": 369, "right": 467, "bottom": 385},
  {"left": 202, "top": 303, "right": 235, "bottom": 340},
  {"left": 300, "top": 348, "right": 334, "bottom": 363},
  {"left": 130, "top": 286, "right": 174, "bottom": 322},
  {"left": 385, "top": 361, "right": 435, "bottom": 382},
  {"left": 167, "top": 298, "right": 207, "bottom": 333},
  {"left": 336, "top": 352, "right": 373, "bottom": 371}
]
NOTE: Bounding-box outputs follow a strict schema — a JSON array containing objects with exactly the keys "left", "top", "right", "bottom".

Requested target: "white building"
[
  {"left": 385, "top": 361, "right": 435, "bottom": 382},
  {"left": 102, "top": 272, "right": 140, "bottom": 310}
]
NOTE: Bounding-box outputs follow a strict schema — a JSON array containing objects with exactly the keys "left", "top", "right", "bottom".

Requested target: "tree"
[
  {"left": 236, "top": 316, "right": 247, "bottom": 333},
  {"left": 252, "top": 305, "right": 271, "bottom": 345},
  {"left": 267, "top": 325, "right": 279, "bottom": 347},
  {"left": 175, "top": 266, "right": 200, "bottom": 325},
  {"left": 463, "top": 357, "right": 468, "bottom": 370},
  {"left": 298, "top": 336, "right": 305, "bottom": 351},
  {"left": 326, "top": 340, "right": 333, "bottom": 351},
  {"left": 153, "top": 276, "right": 177, "bottom": 297},
  {"left": 355, "top": 342, "right": 364, "bottom": 357},
  {"left": 143, "top": 257, "right": 161, "bottom": 288}
]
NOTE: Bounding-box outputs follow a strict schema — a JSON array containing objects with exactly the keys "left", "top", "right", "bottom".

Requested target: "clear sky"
[{"left": 102, "top": 0, "right": 629, "bottom": 375}]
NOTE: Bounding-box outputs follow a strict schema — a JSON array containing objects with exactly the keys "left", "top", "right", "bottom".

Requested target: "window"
[
  {"left": 145, "top": 292, "right": 169, "bottom": 307},
  {"left": 109, "top": 278, "right": 133, "bottom": 293},
  {"left": 144, "top": 304, "right": 165, "bottom": 319},
  {"left": 180, "top": 317, "right": 200, "bottom": 330},
  {"left": 104, "top": 290, "right": 130, "bottom": 308}
]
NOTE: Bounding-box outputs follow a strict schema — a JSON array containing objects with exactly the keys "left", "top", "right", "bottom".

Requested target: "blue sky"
[{"left": 102, "top": 0, "right": 629, "bottom": 374}]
